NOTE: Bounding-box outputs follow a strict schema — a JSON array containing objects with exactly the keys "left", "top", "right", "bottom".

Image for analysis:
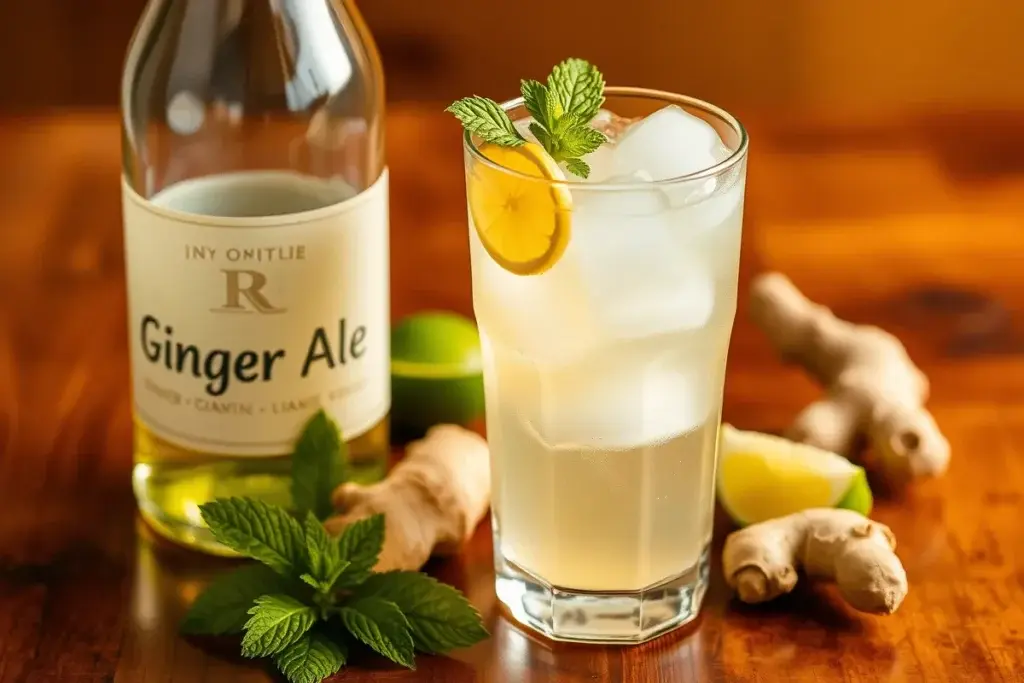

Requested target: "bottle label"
[{"left": 122, "top": 170, "right": 390, "bottom": 456}]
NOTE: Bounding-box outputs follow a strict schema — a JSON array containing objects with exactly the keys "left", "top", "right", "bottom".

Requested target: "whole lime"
[{"left": 391, "top": 311, "right": 485, "bottom": 439}]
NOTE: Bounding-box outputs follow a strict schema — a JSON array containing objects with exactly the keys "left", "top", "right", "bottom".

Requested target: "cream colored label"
[{"left": 122, "top": 171, "right": 390, "bottom": 456}]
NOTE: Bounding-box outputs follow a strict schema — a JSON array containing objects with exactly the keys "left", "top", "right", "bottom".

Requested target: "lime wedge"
[
  {"left": 391, "top": 312, "right": 484, "bottom": 438},
  {"left": 717, "top": 425, "right": 872, "bottom": 526}
]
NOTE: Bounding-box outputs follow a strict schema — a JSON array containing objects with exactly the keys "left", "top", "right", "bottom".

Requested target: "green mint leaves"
[
  {"left": 242, "top": 595, "right": 318, "bottom": 657},
  {"left": 274, "top": 630, "right": 347, "bottom": 683},
  {"left": 180, "top": 564, "right": 300, "bottom": 636},
  {"left": 522, "top": 58, "right": 607, "bottom": 175},
  {"left": 340, "top": 597, "right": 416, "bottom": 669},
  {"left": 332, "top": 514, "right": 385, "bottom": 588},
  {"left": 548, "top": 58, "right": 605, "bottom": 121},
  {"left": 301, "top": 512, "right": 349, "bottom": 594},
  {"left": 447, "top": 57, "right": 607, "bottom": 178},
  {"left": 358, "top": 571, "right": 490, "bottom": 654},
  {"left": 291, "top": 410, "right": 346, "bottom": 521},
  {"left": 181, "top": 410, "right": 488, "bottom": 683},
  {"left": 201, "top": 497, "right": 306, "bottom": 577},
  {"left": 446, "top": 97, "right": 526, "bottom": 148}
]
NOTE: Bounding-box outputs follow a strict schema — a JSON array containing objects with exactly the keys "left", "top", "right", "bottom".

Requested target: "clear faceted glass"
[{"left": 464, "top": 88, "right": 748, "bottom": 643}]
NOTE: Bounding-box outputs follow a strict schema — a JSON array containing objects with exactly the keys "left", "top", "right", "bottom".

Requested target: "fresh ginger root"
[
  {"left": 723, "top": 508, "right": 908, "bottom": 614},
  {"left": 750, "top": 272, "right": 950, "bottom": 484},
  {"left": 324, "top": 425, "right": 490, "bottom": 572}
]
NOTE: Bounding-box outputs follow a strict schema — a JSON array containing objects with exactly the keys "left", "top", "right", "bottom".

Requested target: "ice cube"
[
  {"left": 591, "top": 108, "right": 640, "bottom": 144},
  {"left": 469, "top": 222, "right": 600, "bottom": 365},
  {"left": 518, "top": 346, "right": 716, "bottom": 450},
  {"left": 572, "top": 143, "right": 616, "bottom": 182},
  {"left": 568, "top": 202, "right": 715, "bottom": 340},
  {"left": 670, "top": 175, "right": 745, "bottom": 251},
  {"left": 573, "top": 171, "right": 668, "bottom": 215},
  {"left": 612, "top": 105, "right": 730, "bottom": 181}
]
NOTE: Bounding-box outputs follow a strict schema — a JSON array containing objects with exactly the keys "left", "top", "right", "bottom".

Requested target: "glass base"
[{"left": 494, "top": 545, "right": 711, "bottom": 644}]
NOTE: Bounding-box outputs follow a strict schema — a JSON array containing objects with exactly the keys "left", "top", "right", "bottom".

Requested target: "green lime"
[
  {"left": 391, "top": 311, "right": 485, "bottom": 438},
  {"left": 717, "top": 425, "right": 873, "bottom": 527}
]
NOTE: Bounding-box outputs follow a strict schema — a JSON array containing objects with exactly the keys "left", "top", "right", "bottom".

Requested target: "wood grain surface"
[{"left": 1, "top": 107, "right": 1023, "bottom": 682}]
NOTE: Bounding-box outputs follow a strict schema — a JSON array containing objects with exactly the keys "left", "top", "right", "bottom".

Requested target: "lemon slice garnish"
[
  {"left": 717, "top": 425, "right": 873, "bottom": 526},
  {"left": 468, "top": 142, "right": 572, "bottom": 276}
]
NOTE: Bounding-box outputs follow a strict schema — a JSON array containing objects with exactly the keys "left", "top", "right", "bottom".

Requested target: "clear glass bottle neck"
[
  {"left": 123, "top": 0, "right": 384, "bottom": 197},
  {"left": 133, "top": 0, "right": 366, "bottom": 112}
]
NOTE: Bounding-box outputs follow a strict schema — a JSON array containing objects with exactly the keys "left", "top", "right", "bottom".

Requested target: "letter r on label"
[{"left": 219, "top": 269, "right": 286, "bottom": 314}]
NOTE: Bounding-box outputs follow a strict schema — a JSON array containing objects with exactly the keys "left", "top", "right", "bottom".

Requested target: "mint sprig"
[
  {"left": 181, "top": 410, "right": 488, "bottom": 683},
  {"left": 447, "top": 57, "right": 607, "bottom": 178}
]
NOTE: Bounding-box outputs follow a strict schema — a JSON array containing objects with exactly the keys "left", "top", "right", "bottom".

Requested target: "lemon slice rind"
[{"left": 468, "top": 142, "right": 572, "bottom": 276}]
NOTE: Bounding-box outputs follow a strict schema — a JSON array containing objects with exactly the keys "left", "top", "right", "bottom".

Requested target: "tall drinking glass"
[{"left": 464, "top": 88, "right": 748, "bottom": 643}]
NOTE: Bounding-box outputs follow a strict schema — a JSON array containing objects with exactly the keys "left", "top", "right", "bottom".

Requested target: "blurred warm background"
[
  {"left": 4, "top": 0, "right": 1023, "bottom": 117},
  {"left": 3, "top": 0, "right": 1023, "bottom": 380}
]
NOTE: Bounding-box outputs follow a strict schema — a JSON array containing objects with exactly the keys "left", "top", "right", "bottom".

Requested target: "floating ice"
[
  {"left": 468, "top": 224, "right": 599, "bottom": 366},
  {"left": 611, "top": 105, "right": 730, "bottom": 181},
  {"left": 573, "top": 171, "right": 667, "bottom": 215},
  {"left": 569, "top": 196, "right": 716, "bottom": 341},
  {"left": 518, "top": 346, "right": 718, "bottom": 450}
]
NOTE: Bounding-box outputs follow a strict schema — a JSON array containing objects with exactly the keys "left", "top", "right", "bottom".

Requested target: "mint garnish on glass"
[
  {"left": 180, "top": 410, "right": 488, "bottom": 683},
  {"left": 447, "top": 58, "right": 607, "bottom": 178}
]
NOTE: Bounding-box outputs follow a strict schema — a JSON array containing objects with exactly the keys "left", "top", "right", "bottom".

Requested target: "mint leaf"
[
  {"left": 304, "top": 513, "right": 332, "bottom": 580},
  {"left": 299, "top": 574, "right": 322, "bottom": 590},
  {"left": 528, "top": 123, "right": 554, "bottom": 152},
  {"left": 564, "top": 158, "right": 591, "bottom": 179},
  {"left": 551, "top": 111, "right": 585, "bottom": 137},
  {"left": 559, "top": 126, "right": 606, "bottom": 158},
  {"left": 446, "top": 97, "right": 525, "bottom": 147},
  {"left": 339, "top": 597, "right": 415, "bottom": 669},
  {"left": 544, "top": 91, "right": 564, "bottom": 131},
  {"left": 241, "top": 594, "right": 318, "bottom": 658},
  {"left": 520, "top": 79, "right": 551, "bottom": 130},
  {"left": 333, "top": 514, "right": 385, "bottom": 588},
  {"left": 200, "top": 498, "right": 306, "bottom": 577},
  {"left": 356, "top": 571, "right": 488, "bottom": 654},
  {"left": 303, "top": 513, "right": 349, "bottom": 592},
  {"left": 548, "top": 58, "right": 605, "bottom": 121},
  {"left": 181, "top": 564, "right": 298, "bottom": 635},
  {"left": 274, "top": 629, "right": 347, "bottom": 683},
  {"left": 292, "top": 410, "right": 346, "bottom": 521}
]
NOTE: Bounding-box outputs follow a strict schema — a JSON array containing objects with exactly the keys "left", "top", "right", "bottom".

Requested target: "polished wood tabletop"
[{"left": 1, "top": 106, "right": 1023, "bottom": 682}]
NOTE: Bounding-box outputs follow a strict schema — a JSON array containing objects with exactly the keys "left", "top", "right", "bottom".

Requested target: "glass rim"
[{"left": 463, "top": 85, "right": 749, "bottom": 189}]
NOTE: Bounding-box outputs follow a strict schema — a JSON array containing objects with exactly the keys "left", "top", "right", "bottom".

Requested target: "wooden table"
[{"left": 1, "top": 106, "right": 1023, "bottom": 682}]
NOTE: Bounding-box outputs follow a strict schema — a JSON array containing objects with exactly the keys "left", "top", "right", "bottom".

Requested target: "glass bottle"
[{"left": 121, "top": 0, "right": 390, "bottom": 554}]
